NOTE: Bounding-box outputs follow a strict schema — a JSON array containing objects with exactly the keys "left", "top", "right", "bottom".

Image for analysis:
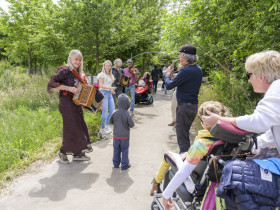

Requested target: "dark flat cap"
[{"left": 179, "top": 45, "right": 196, "bottom": 55}]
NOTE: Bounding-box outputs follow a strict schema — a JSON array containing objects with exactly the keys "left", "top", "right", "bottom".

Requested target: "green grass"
[{"left": 0, "top": 66, "right": 101, "bottom": 188}]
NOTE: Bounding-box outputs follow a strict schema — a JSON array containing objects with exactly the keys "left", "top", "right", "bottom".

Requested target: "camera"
[{"left": 171, "top": 59, "right": 179, "bottom": 74}]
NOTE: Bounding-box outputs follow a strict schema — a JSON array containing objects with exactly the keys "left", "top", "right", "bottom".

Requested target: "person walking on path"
[
  {"left": 98, "top": 60, "right": 116, "bottom": 135},
  {"left": 111, "top": 58, "right": 124, "bottom": 104},
  {"left": 48, "top": 49, "right": 92, "bottom": 164},
  {"left": 123, "top": 59, "right": 138, "bottom": 115},
  {"left": 109, "top": 93, "right": 135, "bottom": 170},
  {"left": 165, "top": 44, "right": 203, "bottom": 154},
  {"left": 151, "top": 65, "right": 161, "bottom": 93}
]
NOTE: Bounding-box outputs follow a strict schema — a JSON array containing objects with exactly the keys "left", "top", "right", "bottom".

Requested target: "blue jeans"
[
  {"left": 113, "top": 138, "right": 130, "bottom": 169},
  {"left": 100, "top": 89, "right": 115, "bottom": 129},
  {"left": 125, "top": 85, "right": 135, "bottom": 112},
  {"left": 153, "top": 80, "right": 158, "bottom": 93}
]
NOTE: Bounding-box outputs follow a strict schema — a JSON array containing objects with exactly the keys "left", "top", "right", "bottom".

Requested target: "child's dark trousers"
[{"left": 113, "top": 137, "right": 130, "bottom": 169}]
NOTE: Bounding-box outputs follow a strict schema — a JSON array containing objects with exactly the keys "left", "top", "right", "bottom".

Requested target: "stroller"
[
  {"left": 151, "top": 120, "right": 258, "bottom": 210},
  {"left": 135, "top": 80, "right": 154, "bottom": 105}
]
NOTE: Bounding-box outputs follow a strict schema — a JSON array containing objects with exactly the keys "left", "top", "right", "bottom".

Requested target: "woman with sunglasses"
[
  {"left": 201, "top": 50, "right": 280, "bottom": 210},
  {"left": 202, "top": 50, "right": 280, "bottom": 153}
]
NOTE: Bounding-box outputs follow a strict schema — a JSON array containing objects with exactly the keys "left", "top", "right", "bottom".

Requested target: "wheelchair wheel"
[{"left": 151, "top": 201, "right": 160, "bottom": 210}]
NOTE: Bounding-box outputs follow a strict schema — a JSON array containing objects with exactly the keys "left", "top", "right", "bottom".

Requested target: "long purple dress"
[{"left": 50, "top": 66, "right": 91, "bottom": 156}]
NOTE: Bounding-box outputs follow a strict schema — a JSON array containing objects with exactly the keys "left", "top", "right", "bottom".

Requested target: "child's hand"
[{"left": 162, "top": 197, "right": 174, "bottom": 210}]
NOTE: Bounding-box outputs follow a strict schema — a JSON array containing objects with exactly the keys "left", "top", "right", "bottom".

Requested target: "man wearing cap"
[
  {"left": 123, "top": 59, "right": 138, "bottom": 115},
  {"left": 165, "top": 44, "right": 203, "bottom": 153}
]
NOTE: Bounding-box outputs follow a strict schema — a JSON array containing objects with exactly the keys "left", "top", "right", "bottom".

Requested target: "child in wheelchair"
[
  {"left": 150, "top": 101, "right": 233, "bottom": 207},
  {"left": 150, "top": 100, "right": 262, "bottom": 210}
]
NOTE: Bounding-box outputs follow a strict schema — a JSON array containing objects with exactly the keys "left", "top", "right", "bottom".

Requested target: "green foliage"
[
  {"left": 0, "top": 107, "right": 62, "bottom": 172},
  {"left": 159, "top": 0, "right": 279, "bottom": 115},
  {"left": 84, "top": 111, "right": 102, "bottom": 142},
  {"left": 207, "top": 70, "right": 261, "bottom": 116},
  {"left": 0, "top": 0, "right": 168, "bottom": 75},
  {"left": 0, "top": 0, "right": 66, "bottom": 74}
]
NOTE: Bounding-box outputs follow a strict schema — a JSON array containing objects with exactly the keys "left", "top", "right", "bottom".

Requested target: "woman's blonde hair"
[
  {"left": 245, "top": 50, "right": 280, "bottom": 83},
  {"left": 67, "top": 49, "right": 83, "bottom": 74},
  {"left": 198, "top": 101, "right": 232, "bottom": 118},
  {"left": 101, "top": 60, "right": 114, "bottom": 81}
]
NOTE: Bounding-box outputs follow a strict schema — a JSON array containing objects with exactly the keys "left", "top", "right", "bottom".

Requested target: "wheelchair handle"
[{"left": 210, "top": 154, "right": 225, "bottom": 166}]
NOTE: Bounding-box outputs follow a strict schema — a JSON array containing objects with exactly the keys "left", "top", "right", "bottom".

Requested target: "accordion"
[
  {"left": 73, "top": 83, "right": 100, "bottom": 108},
  {"left": 114, "top": 72, "right": 130, "bottom": 87}
]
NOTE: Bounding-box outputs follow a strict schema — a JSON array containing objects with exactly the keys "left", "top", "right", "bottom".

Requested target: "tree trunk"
[
  {"left": 142, "top": 56, "right": 145, "bottom": 76},
  {"left": 95, "top": 32, "right": 100, "bottom": 73},
  {"left": 28, "top": 48, "right": 31, "bottom": 76}
]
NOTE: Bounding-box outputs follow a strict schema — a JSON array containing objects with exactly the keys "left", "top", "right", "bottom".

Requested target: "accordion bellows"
[
  {"left": 114, "top": 72, "right": 130, "bottom": 87},
  {"left": 73, "top": 83, "right": 103, "bottom": 111}
]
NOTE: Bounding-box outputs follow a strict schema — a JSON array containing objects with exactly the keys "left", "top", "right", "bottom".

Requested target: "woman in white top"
[{"left": 97, "top": 60, "right": 117, "bottom": 134}]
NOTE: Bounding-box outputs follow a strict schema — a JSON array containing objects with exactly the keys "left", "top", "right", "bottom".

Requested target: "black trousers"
[{"left": 175, "top": 103, "right": 198, "bottom": 153}]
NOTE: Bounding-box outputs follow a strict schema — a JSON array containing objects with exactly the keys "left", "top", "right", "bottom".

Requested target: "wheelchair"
[{"left": 151, "top": 120, "right": 258, "bottom": 210}]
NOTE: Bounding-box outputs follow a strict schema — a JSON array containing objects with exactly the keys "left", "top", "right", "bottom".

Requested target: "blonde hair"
[
  {"left": 67, "top": 49, "right": 83, "bottom": 74},
  {"left": 198, "top": 101, "right": 232, "bottom": 118},
  {"left": 101, "top": 60, "right": 114, "bottom": 81},
  {"left": 245, "top": 50, "right": 280, "bottom": 83}
]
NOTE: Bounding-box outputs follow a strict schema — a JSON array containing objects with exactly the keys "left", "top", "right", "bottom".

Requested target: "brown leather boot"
[
  {"left": 168, "top": 121, "right": 176, "bottom": 126},
  {"left": 150, "top": 178, "right": 162, "bottom": 196}
]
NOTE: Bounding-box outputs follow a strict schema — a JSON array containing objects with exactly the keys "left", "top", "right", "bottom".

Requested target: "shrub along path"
[{"left": 0, "top": 84, "right": 197, "bottom": 210}]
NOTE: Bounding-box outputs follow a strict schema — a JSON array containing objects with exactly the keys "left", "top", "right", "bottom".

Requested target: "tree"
[
  {"left": 57, "top": 0, "right": 168, "bottom": 74},
  {"left": 159, "top": 0, "right": 280, "bottom": 114},
  {"left": 0, "top": 0, "right": 66, "bottom": 74}
]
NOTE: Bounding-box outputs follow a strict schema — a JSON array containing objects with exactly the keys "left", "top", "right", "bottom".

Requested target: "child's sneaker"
[
  {"left": 100, "top": 128, "right": 110, "bottom": 135},
  {"left": 73, "top": 154, "right": 91, "bottom": 161},
  {"left": 105, "top": 125, "right": 112, "bottom": 133},
  {"left": 121, "top": 164, "right": 131, "bottom": 170},
  {"left": 58, "top": 151, "right": 69, "bottom": 164}
]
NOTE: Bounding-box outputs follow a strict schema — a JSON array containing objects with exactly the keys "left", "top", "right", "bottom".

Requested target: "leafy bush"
[{"left": 207, "top": 70, "right": 261, "bottom": 116}]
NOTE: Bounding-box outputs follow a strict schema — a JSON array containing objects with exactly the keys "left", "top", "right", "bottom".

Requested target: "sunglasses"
[
  {"left": 246, "top": 72, "right": 253, "bottom": 80},
  {"left": 198, "top": 116, "right": 203, "bottom": 123}
]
